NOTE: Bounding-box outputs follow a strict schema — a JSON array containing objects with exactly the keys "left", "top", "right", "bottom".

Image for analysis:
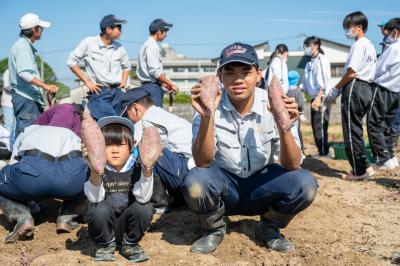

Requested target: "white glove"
[{"left": 321, "top": 87, "right": 341, "bottom": 112}]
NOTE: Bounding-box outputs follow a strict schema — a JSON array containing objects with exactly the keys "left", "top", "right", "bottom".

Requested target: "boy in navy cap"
[
  {"left": 67, "top": 14, "right": 131, "bottom": 120},
  {"left": 137, "top": 19, "right": 178, "bottom": 107},
  {"left": 182, "top": 42, "right": 317, "bottom": 254},
  {"left": 121, "top": 87, "right": 193, "bottom": 212}
]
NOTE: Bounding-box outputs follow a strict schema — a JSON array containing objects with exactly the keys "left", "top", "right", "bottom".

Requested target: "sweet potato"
[
  {"left": 139, "top": 126, "right": 162, "bottom": 168},
  {"left": 199, "top": 75, "right": 220, "bottom": 110},
  {"left": 81, "top": 105, "right": 106, "bottom": 174},
  {"left": 268, "top": 76, "right": 294, "bottom": 132}
]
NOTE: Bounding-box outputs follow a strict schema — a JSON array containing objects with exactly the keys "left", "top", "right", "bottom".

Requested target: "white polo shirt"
[
  {"left": 267, "top": 56, "right": 289, "bottom": 93},
  {"left": 344, "top": 37, "right": 377, "bottom": 83},
  {"left": 374, "top": 41, "right": 400, "bottom": 93}
]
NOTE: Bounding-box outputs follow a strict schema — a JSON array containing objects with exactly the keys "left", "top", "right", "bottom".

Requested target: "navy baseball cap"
[
  {"left": 100, "top": 14, "right": 127, "bottom": 30},
  {"left": 97, "top": 116, "right": 135, "bottom": 136},
  {"left": 218, "top": 42, "right": 259, "bottom": 70},
  {"left": 149, "top": 18, "right": 173, "bottom": 32},
  {"left": 120, "top": 86, "right": 150, "bottom": 115}
]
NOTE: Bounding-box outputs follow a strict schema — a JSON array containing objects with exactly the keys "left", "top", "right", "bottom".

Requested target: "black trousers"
[
  {"left": 367, "top": 84, "right": 400, "bottom": 164},
  {"left": 311, "top": 98, "right": 331, "bottom": 155},
  {"left": 341, "top": 79, "right": 373, "bottom": 176},
  {"left": 87, "top": 201, "right": 154, "bottom": 245}
]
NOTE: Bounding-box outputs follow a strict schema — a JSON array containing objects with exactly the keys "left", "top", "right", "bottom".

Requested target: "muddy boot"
[
  {"left": 120, "top": 243, "right": 150, "bottom": 263},
  {"left": 94, "top": 241, "right": 116, "bottom": 261},
  {"left": 260, "top": 208, "right": 295, "bottom": 253},
  {"left": 0, "top": 195, "right": 34, "bottom": 243},
  {"left": 150, "top": 175, "right": 170, "bottom": 214},
  {"left": 191, "top": 203, "right": 226, "bottom": 254},
  {"left": 56, "top": 197, "right": 87, "bottom": 234}
]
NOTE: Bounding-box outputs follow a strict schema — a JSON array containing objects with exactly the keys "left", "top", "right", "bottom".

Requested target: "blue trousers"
[
  {"left": 11, "top": 92, "right": 43, "bottom": 140},
  {"left": 0, "top": 155, "right": 88, "bottom": 202},
  {"left": 142, "top": 83, "right": 164, "bottom": 107},
  {"left": 181, "top": 163, "right": 318, "bottom": 216},
  {"left": 153, "top": 148, "right": 189, "bottom": 202},
  {"left": 87, "top": 87, "right": 124, "bottom": 120}
]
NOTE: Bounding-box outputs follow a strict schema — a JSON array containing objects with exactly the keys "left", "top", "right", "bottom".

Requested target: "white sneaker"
[{"left": 379, "top": 158, "right": 397, "bottom": 170}]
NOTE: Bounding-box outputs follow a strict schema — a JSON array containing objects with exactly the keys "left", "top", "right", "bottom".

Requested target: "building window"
[
  {"left": 203, "top": 66, "right": 216, "bottom": 72},
  {"left": 188, "top": 67, "right": 199, "bottom": 72},
  {"left": 331, "top": 63, "right": 345, "bottom": 77},
  {"left": 173, "top": 67, "right": 186, "bottom": 73}
]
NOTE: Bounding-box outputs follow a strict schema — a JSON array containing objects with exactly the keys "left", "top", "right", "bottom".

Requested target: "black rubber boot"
[
  {"left": 56, "top": 196, "right": 87, "bottom": 234},
  {"left": 150, "top": 175, "right": 170, "bottom": 214},
  {"left": 191, "top": 203, "right": 226, "bottom": 254},
  {"left": 0, "top": 195, "right": 34, "bottom": 243},
  {"left": 260, "top": 208, "right": 295, "bottom": 253}
]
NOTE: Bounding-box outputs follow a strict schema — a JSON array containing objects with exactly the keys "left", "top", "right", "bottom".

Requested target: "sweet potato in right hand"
[{"left": 139, "top": 126, "right": 162, "bottom": 169}]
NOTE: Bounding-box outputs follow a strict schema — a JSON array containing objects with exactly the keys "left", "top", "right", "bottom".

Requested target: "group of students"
[
  {"left": 0, "top": 10, "right": 398, "bottom": 264},
  {"left": 262, "top": 12, "right": 400, "bottom": 181}
]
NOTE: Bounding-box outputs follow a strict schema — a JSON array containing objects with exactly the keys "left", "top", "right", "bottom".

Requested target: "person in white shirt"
[
  {"left": 121, "top": 87, "right": 193, "bottom": 212},
  {"left": 325, "top": 11, "right": 377, "bottom": 181},
  {"left": 302, "top": 36, "right": 332, "bottom": 156},
  {"left": 2, "top": 69, "right": 16, "bottom": 151},
  {"left": 0, "top": 125, "right": 88, "bottom": 243},
  {"left": 67, "top": 14, "right": 130, "bottom": 120},
  {"left": 367, "top": 18, "right": 400, "bottom": 170},
  {"left": 137, "top": 19, "right": 178, "bottom": 107},
  {"left": 84, "top": 116, "right": 154, "bottom": 262},
  {"left": 266, "top": 44, "right": 289, "bottom": 93}
]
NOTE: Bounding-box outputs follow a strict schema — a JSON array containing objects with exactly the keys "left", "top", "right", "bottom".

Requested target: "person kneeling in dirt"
[
  {"left": 182, "top": 42, "right": 318, "bottom": 254},
  {"left": 0, "top": 124, "right": 88, "bottom": 243},
  {"left": 120, "top": 87, "right": 193, "bottom": 213},
  {"left": 84, "top": 116, "right": 154, "bottom": 262}
]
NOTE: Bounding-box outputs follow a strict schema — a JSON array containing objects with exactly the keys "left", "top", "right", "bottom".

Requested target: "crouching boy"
[{"left": 84, "top": 116, "right": 154, "bottom": 262}]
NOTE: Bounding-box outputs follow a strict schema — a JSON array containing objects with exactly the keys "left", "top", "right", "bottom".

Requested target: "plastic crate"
[{"left": 332, "top": 143, "right": 375, "bottom": 163}]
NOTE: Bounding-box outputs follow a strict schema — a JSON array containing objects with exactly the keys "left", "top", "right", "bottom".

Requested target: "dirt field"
[{"left": 0, "top": 124, "right": 399, "bottom": 266}]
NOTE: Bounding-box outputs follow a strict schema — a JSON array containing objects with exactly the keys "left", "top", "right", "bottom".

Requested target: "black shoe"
[
  {"left": 94, "top": 242, "right": 116, "bottom": 261},
  {"left": 120, "top": 243, "right": 149, "bottom": 263},
  {"left": 191, "top": 230, "right": 225, "bottom": 254},
  {"left": 259, "top": 221, "right": 294, "bottom": 253},
  {"left": 0, "top": 196, "right": 35, "bottom": 243}
]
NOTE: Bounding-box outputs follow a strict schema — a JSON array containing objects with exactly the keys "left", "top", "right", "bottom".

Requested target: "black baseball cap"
[
  {"left": 100, "top": 14, "right": 127, "bottom": 30},
  {"left": 120, "top": 86, "right": 150, "bottom": 115},
  {"left": 149, "top": 18, "right": 173, "bottom": 32},
  {"left": 97, "top": 116, "right": 135, "bottom": 136},
  {"left": 218, "top": 42, "right": 259, "bottom": 70}
]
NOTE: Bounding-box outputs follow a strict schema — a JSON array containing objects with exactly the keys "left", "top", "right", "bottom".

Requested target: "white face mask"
[
  {"left": 345, "top": 28, "right": 357, "bottom": 39},
  {"left": 385, "top": 31, "right": 399, "bottom": 45},
  {"left": 304, "top": 47, "right": 312, "bottom": 56}
]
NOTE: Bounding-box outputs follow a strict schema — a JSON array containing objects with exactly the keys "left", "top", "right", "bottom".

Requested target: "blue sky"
[{"left": 1, "top": 0, "right": 399, "bottom": 87}]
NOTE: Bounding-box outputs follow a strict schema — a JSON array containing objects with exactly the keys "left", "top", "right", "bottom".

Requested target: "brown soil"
[{"left": 1, "top": 124, "right": 399, "bottom": 266}]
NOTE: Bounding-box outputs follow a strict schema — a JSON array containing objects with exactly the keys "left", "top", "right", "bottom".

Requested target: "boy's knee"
[
  {"left": 296, "top": 170, "right": 318, "bottom": 204},
  {"left": 129, "top": 202, "right": 154, "bottom": 222},
  {"left": 88, "top": 202, "right": 113, "bottom": 221}
]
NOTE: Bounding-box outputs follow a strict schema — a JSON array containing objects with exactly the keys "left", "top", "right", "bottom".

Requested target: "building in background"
[{"left": 130, "top": 44, "right": 217, "bottom": 93}]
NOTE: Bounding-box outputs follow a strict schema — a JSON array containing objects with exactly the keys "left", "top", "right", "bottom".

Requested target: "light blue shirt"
[
  {"left": 8, "top": 37, "right": 43, "bottom": 104},
  {"left": 137, "top": 37, "right": 163, "bottom": 82},
  {"left": 67, "top": 35, "right": 131, "bottom": 86},
  {"left": 192, "top": 88, "right": 301, "bottom": 178}
]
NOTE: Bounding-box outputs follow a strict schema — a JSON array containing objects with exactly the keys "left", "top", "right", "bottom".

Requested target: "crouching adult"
[
  {"left": 181, "top": 42, "right": 318, "bottom": 254},
  {"left": 0, "top": 124, "right": 88, "bottom": 242}
]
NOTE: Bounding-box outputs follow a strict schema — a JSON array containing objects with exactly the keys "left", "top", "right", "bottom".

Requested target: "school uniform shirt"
[
  {"left": 374, "top": 41, "right": 400, "bottom": 93},
  {"left": 267, "top": 56, "right": 289, "bottom": 93},
  {"left": 8, "top": 37, "right": 44, "bottom": 105},
  {"left": 344, "top": 37, "right": 377, "bottom": 83},
  {"left": 66, "top": 35, "right": 131, "bottom": 86},
  {"left": 84, "top": 155, "right": 154, "bottom": 205},
  {"left": 9, "top": 125, "right": 82, "bottom": 165},
  {"left": 137, "top": 37, "right": 163, "bottom": 83},
  {"left": 192, "top": 88, "right": 301, "bottom": 178},
  {"left": 134, "top": 105, "right": 193, "bottom": 158},
  {"left": 302, "top": 54, "right": 331, "bottom": 97}
]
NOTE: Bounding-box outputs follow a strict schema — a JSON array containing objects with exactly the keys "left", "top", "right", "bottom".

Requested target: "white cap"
[{"left": 19, "top": 13, "right": 51, "bottom": 30}]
